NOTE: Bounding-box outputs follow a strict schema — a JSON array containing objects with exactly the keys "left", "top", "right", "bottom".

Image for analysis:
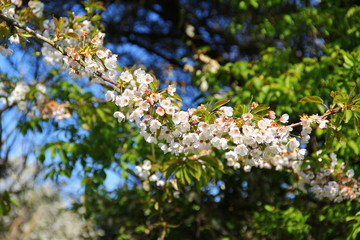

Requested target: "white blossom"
[{"left": 113, "top": 111, "right": 125, "bottom": 122}]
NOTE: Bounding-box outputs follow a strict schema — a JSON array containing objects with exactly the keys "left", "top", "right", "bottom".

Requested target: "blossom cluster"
[
  {"left": 2, "top": 0, "right": 45, "bottom": 19},
  {"left": 296, "top": 152, "right": 359, "bottom": 202},
  {"left": 1, "top": 1, "right": 44, "bottom": 55},
  {"left": 41, "top": 17, "right": 118, "bottom": 84},
  {"left": 135, "top": 160, "right": 165, "bottom": 188},
  {"left": 1, "top": 1, "right": 117, "bottom": 84},
  {"left": 0, "top": 81, "right": 70, "bottom": 121},
  {"left": 105, "top": 69, "right": 307, "bottom": 172},
  {"left": 0, "top": 81, "right": 39, "bottom": 107},
  {"left": 0, "top": 0, "right": 358, "bottom": 202},
  {"left": 103, "top": 68, "right": 359, "bottom": 201},
  {"left": 135, "top": 159, "right": 181, "bottom": 197},
  {"left": 299, "top": 114, "right": 329, "bottom": 144},
  {"left": 39, "top": 100, "right": 71, "bottom": 121}
]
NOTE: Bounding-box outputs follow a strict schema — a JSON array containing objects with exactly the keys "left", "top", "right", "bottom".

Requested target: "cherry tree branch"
[
  {"left": 0, "top": 4, "right": 358, "bottom": 203},
  {"left": 288, "top": 107, "right": 342, "bottom": 128},
  {"left": 1, "top": 13, "right": 345, "bottom": 134},
  {"left": 0, "top": 14, "right": 67, "bottom": 54},
  {"left": 0, "top": 14, "right": 118, "bottom": 86}
]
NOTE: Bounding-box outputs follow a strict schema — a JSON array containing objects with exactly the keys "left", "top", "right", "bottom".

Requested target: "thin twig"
[
  {"left": 0, "top": 14, "right": 345, "bottom": 128},
  {"left": 288, "top": 107, "right": 342, "bottom": 128},
  {"left": 0, "top": 14, "right": 118, "bottom": 86}
]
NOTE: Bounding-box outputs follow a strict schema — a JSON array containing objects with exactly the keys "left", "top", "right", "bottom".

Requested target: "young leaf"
[
  {"left": 165, "top": 163, "right": 178, "bottom": 179},
  {"left": 352, "top": 94, "right": 360, "bottom": 104},
  {"left": 200, "top": 156, "right": 224, "bottom": 172},
  {"left": 299, "top": 96, "right": 324, "bottom": 104},
  {"left": 182, "top": 168, "right": 192, "bottom": 184},
  {"left": 333, "top": 95, "right": 348, "bottom": 104},
  {"left": 53, "top": 16, "right": 59, "bottom": 28},
  {"left": 172, "top": 92, "right": 182, "bottom": 101},
  {"left": 65, "top": 32, "right": 80, "bottom": 40},
  {"left": 91, "top": 14, "right": 102, "bottom": 22},
  {"left": 354, "top": 115, "right": 360, "bottom": 134},
  {"left": 331, "top": 91, "right": 348, "bottom": 104},
  {"left": 149, "top": 78, "right": 160, "bottom": 91},
  {"left": 59, "top": 149, "right": 69, "bottom": 164},
  {"left": 351, "top": 105, "right": 360, "bottom": 112},
  {"left": 58, "top": 17, "right": 65, "bottom": 30},
  {"left": 204, "top": 113, "right": 216, "bottom": 124},
  {"left": 187, "top": 162, "right": 202, "bottom": 181},
  {"left": 251, "top": 104, "right": 269, "bottom": 114},
  {"left": 344, "top": 109, "right": 353, "bottom": 123},
  {"left": 210, "top": 100, "right": 230, "bottom": 112},
  {"left": 234, "top": 104, "right": 248, "bottom": 115}
]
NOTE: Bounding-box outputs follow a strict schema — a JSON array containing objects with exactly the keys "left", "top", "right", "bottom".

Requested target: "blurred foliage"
[{"left": 0, "top": 157, "right": 101, "bottom": 239}]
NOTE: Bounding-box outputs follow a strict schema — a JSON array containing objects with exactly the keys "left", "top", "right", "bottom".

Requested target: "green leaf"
[
  {"left": 81, "top": 123, "right": 90, "bottom": 130},
  {"left": 331, "top": 91, "right": 348, "bottom": 104},
  {"left": 249, "top": 0, "right": 259, "bottom": 8},
  {"left": 354, "top": 116, "right": 360, "bottom": 134},
  {"left": 193, "top": 108, "right": 213, "bottom": 123},
  {"left": 325, "top": 128, "right": 335, "bottom": 149},
  {"left": 0, "top": 3, "right": 12, "bottom": 10},
  {"left": 252, "top": 114, "right": 263, "bottom": 121},
  {"left": 65, "top": 32, "right": 80, "bottom": 40},
  {"left": 319, "top": 215, "right": 326, "bottom": 222},
  {"left": 165, "top": 162, "right": 178, "bottom": 179},
  {"left": 172, "top": 92, "right": 182, "bottom": 101},
  {"left": 210, "top": 100, "right": 230, "bottom": 112},
  {"left": 299, "top": 96, "right": 324, "bottom": 104},
  {"left": 264, "top": 205, "right": 275, "bottom": 212},
  {"left": 175, "top": 168, "right": 185, "bottom": 184},
  {"left": 59, "top": 149, "right": 68, "bottom": 164},
  {"left": 95, "top": 108, "right": 105, "bottom": 121},
  {"left": 251, "top": 104, "right": 269, "bottom": 114},
  {"left": 204, "top": 113, "right": 216, "bottom": 124},
  {"left": 45, "top": 169, "right": 56, "bottom": 179},
  {"left": 58, "top": 17, "right": 65, "bottom": 30},
  {"left": 345, "top": 109, "right": 353, "bottom": 123},
  {"left": 91, "top": 14, "right": 102, "bottom": 22},
  {"left": 49, "top": 68, "right": 59, "bottom": 75},
  {"left": 19, "top": 33, "right": 33, "bottom": 38},
  {"left": 343, "top": 55, "right": 354, "bottom": 67},
  {"left": 182, "top": 168, "right": 192, "bottom": 184},
  {"left": 149, "top": 83, "right": 156, "bottom": 92},
  {"left": 81, "top": 177, "right": 91, "bottom": 185},
  {"left": 187, "top": 162, "right": 202, "bottom": 181},
  {"left": 351, "top": 105, "right": 360, "bottom": 113},
  {"left": 149, "top": 78, "right": 160, "bottom": 91},
  {"left": 38, "top": 151, "right": 46, "bottom": 162},
  {"left": 93, "top": 1, "right": 106, "bottom": 10},
  {"left": 50, "top": 146, "right": 57, "bottom": 158},
  {"left": 348, "top": 140, "right": 359, "bottom": 155},
  {"left": 10, "top": 197, "right": 18, "bottom": 206},
  {"left": 200, "top": 156, "right": 224, "bottom": 173},
  {"left": 234, "top": 104, "right": 248, "bottom": 115},
  {"left": 352, "top": 94, "right": 360, "bottom": 104}
]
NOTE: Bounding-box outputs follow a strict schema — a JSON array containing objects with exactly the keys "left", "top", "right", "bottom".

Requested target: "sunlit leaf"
[
  {"left": 210, "top": 100, "right": 230, "bottom": 112},
  {"left": 251, "top": 104, "right": 269, "bottom": 114},
  {"left": 299, "top": 96, "right": 324, "bottom": 104}
]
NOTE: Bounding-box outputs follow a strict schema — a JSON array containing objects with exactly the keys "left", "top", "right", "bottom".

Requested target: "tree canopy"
[{"left": 1, "top": 0, "right": 360, "bottom": 239}]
